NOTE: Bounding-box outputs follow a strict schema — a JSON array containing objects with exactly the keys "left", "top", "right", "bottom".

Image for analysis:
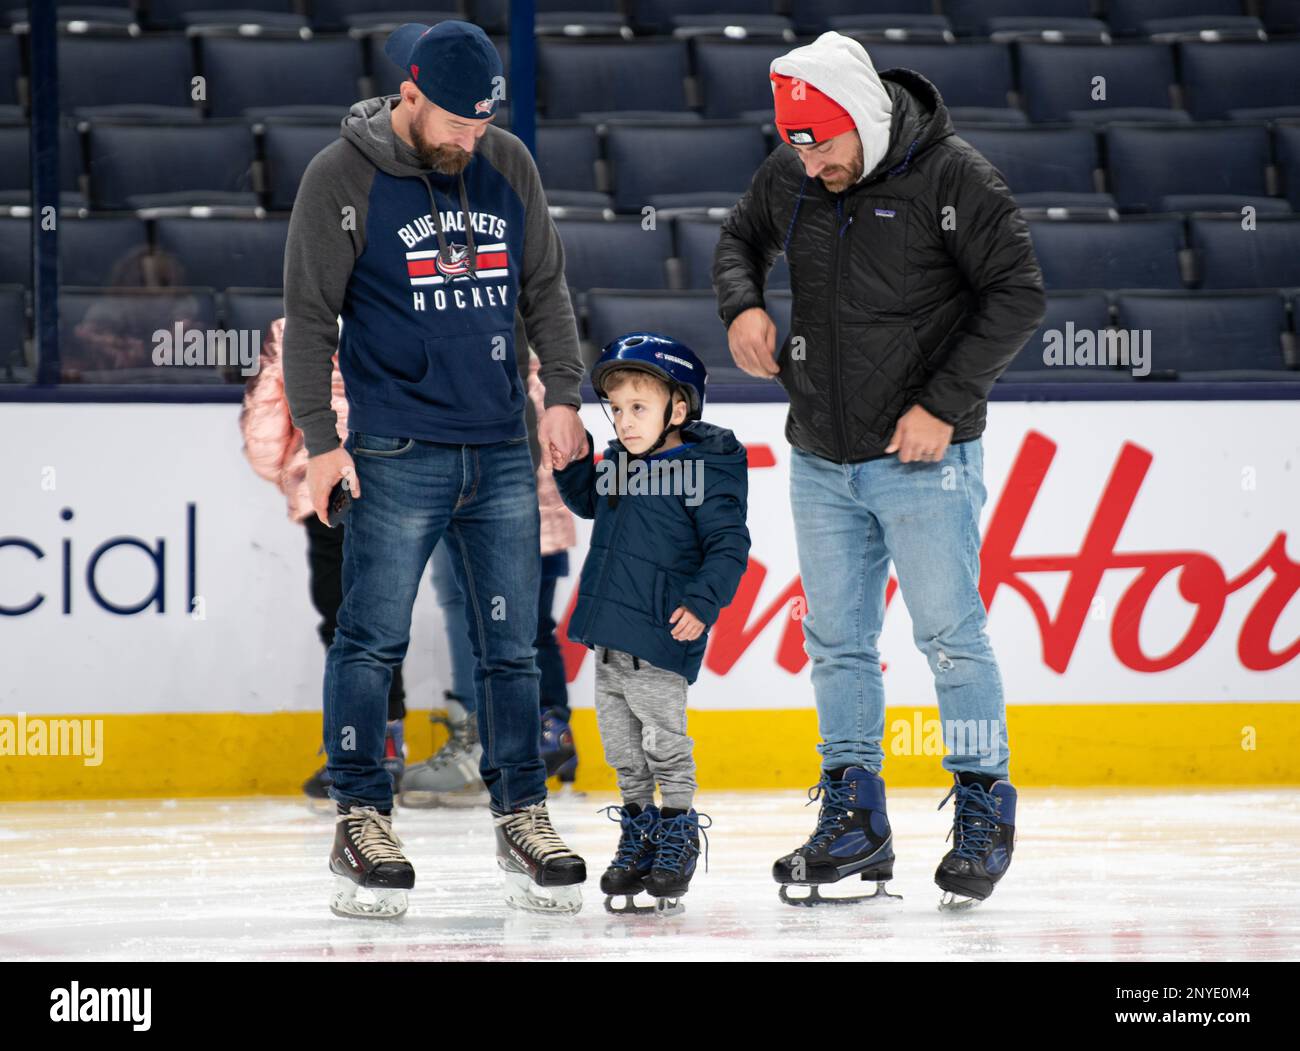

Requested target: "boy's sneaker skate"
[
  {"left": 773, "top": 767, "right": 901, "bottom": 907},
  {"left": 329, "top": 805, "right": 415, "bottom": 919},
  {"left": 643, "top": 807, "right": 711, "bottom": 917},
  {"left": 400, "top": 698, "right": 488, "bottom": 808},
  {"left": 935, "top": 772, "right": 1017, "bottom": 911},
  {"left": 599, "top": 803, "right": 660, "bottom": 914},
  {"left": 540, "top": 707, "right": 578, "bottom": 784},
  {"left": 382, "top": 718, "right": 405, "bottom": 796},
  {"left": 494, "top": 801, "right": 586, "bottom": 914}
]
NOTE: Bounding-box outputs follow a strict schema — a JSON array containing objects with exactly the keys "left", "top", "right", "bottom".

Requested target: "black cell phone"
[{"left": 327, "top": 478, "right": 353, "bottom": 529}]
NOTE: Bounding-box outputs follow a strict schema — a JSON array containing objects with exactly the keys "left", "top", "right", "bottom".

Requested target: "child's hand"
[
  {"left": 550, "top": 436, "right": 587, "bottom": 470},
  {"left": 668, "top": 605, "right": 705, "bottom": 641}
]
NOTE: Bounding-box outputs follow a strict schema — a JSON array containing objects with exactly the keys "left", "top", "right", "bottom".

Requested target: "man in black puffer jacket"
[{"left": 714, "top": 32, "right": 1043, "bottom": 909}]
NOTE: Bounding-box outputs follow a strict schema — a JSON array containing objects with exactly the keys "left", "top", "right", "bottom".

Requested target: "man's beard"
[
  {"left": 411, "top": 123, "right": 471, "bottom": 175},
  {"left": 818, "top": 140, "right": 865, "bottom": 191}
]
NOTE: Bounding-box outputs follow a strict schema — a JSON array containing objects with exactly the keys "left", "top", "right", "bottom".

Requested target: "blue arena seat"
[
  {"left": 674, "top": 214, "right": 789, "bottom": 291},
  {"left": 1277, "top": 123, "right": 1300, "bottom": 213},
  {"left": 957, "top": 126, "right": 1111, "bottom": 210},
  {"left": 998, "top": 291, "right": 1131, "bottom": 381},
  {"left": 863, "top": 42, "right": 1020, "bottom": 122},
  {"left": 555, "top": 217, "right": 674, "bottom": 293},
  {"left": 942, "top": 0, "right": 1094, "bottom": 36},
  {"left": 196, "top": 35, "right": 363, "bottom": 119},
  {"left": 260, "top": 121, "right": 339, "bottom": 212},
  {"left": 789, "top": 1, "right": 936, "bottom": 36},
  {"left": 1190, "top": 216, "right": 1300, "bottom": 289},
  {"left": 1114, "top": 291, "right": 1291, "bottom": 379},
  {"left": 1107, "top": 0, "right": 1261, "bottom": 37},
  {"left": 1028, "top": 217, "right": 1185, "bottom": 290},
  {"left": 85, "top": 122, "right": 257, "bottom": 210},
  {"left": 1016, "top": 43, "right": 1181, "bottom": 124},
  {"left": 152, "top": 216, "right": 289, "bottom": 291},
  {"left": 59, "top": 32, "right": 196, "bottom": 119},
  {"left": 1178, "top": 42, "right": 1300, "bottom": 121},
  {"left": 605, "top": 123, "right": 768, "bottom": 214},
  {"left": 1104, "top": 124, "right": 1276, "bottom": 214},
  {"left": 60, "top": 217, "right": 150, "bottom": 286},
  {"left": 538, "top": 41, "right": 689, "bottom": 120},
  {"left": 694, "top": 40, "right": 790, "bottom": 120},
  {"left": 222, "top": 289, "right": 284, "bottom": 340},
  {"left": 142, "top": 0, "right": 300, "bottom": 29},
  {"left": 536, "top": 122, "right": 609, "bottom": 211}
]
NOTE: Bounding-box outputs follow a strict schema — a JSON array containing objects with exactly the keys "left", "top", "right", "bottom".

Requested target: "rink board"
[{"left": 1, "top": 400, "right": 1298, "bottom": 797}]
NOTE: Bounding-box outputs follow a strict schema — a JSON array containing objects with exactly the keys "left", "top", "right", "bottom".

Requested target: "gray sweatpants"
[{"left": 593, "top": 646, "right": 696, "bottom": 810}]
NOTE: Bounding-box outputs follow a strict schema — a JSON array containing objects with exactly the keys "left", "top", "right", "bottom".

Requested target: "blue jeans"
[
  {"left": 325, "top": 431, "right": 546, "bottom": 813},
  {"left": 789, "top": 438, "right": 1009, "bottom": 779},
  {"left": 430, "top": 538, "right": 478, "bottom": 711}
]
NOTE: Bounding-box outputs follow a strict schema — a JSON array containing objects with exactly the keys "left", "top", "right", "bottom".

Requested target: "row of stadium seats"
[
  {"left": 3, "top": 284, "right": 1296, "bottom": 386},
  {"left": 3, "top": 212, "right": 1298, "bottom": 294},
  {"left": 5, "top": 30, "right": 1299, "bottom": 125},
  {"left": 8, "top": 117, "right": 1300, "bottom": 215},
  {"left": 16, "top": 0, "right": 1300, "bottom": 38}
]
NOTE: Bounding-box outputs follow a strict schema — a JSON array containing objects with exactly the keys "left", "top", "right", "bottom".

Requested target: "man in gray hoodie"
[{"left": 282, "top": 20, "right": 588, "bottom": 917}]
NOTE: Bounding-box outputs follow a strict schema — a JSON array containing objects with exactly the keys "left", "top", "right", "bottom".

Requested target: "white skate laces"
[
  {"left": 340, "top": 806, "right": 407, "bottom": 865},
  {"left": 495, "top": 803, "right": 577, "bottom": 861}
]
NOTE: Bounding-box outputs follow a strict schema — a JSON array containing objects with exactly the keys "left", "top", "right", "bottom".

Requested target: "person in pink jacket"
[{"left": 240, "top": 317, "right": 409, "bottom": 806}]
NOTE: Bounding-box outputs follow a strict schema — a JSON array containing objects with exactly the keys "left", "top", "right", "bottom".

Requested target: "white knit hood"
[{"left": 770, "top": 32, "right": 894, "bottom": 184}]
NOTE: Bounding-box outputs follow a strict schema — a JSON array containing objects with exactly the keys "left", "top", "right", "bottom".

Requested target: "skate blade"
[
  {"left": 654, "top": 897, "right": 686, "bottom": 918},
  {"left": 604, "top": 893, "right": 657, "bottom": 916},
  {"left": 399, "top": 789, "right": 489, "bottom": 809},
  {"left": 305, "top": 796, "right": 336, "bottom": 816},
  {"left": 938, "top": 890, "right": 984, "bottom": 912},
  {"left": 779, "top": 882, "right": 903, "bottom": 907},
  {"left": 329, "top": 876, "right": 408, "bottom": 919},
  {"left": 501, "top": 867, "right": 583, "bottom": 915}
]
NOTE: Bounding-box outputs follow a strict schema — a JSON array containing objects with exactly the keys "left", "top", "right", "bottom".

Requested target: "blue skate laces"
[
  {"left": 938, "top": 782, "right": 1001, "bottom": 861},
  {"left": 600, "top": 805, "right": 659, "bottom": 870},
  {"left": 650, "top": 811, "right": 712, "bottom": 873},
  {"left": 802, "top": 777, "right": 856, "bottom": 852}
]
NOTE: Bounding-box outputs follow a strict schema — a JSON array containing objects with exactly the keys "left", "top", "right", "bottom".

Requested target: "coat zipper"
[{"left": 829, "top": 196, "right": 854, "bottom": 462}]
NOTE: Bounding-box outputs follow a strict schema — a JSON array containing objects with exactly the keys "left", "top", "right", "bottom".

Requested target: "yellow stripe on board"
[{"left": 1, "top": 704, "right": 1296, "bottom": 800}]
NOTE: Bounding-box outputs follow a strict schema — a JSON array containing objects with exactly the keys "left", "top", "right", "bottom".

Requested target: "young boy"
[{"left": 552, "top": 332, "right": 751, "bottom": 913}]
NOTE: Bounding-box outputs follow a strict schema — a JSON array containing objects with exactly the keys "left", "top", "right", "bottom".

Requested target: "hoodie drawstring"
[{"left": 421, "top": 172, "right": 478, "bottom": 279}]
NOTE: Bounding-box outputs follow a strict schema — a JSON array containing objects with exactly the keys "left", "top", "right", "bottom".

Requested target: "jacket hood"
[
  {"left": 603, "top": 421, "right": 747, "bottom": 477},
  {"left": 771, "top": 32, "right": 894, "bottom": 184},
  {"left": 341, "top": 94, "right": 435, "bottom": 177},
  {"left": 864, "top": 68, "right": 953, "bottom": 182}
]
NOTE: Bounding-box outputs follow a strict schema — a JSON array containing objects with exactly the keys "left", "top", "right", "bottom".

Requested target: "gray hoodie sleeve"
[
  {"left": 487, "top": 131, "right": 585, "bottom": 412},
  {"left": 281, "top": 141, "right": 370, "bottom": 457}
]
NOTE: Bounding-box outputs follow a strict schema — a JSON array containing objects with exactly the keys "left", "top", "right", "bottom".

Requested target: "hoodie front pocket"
[{"left": 391, "top": 328, "right": 516, "bottom": 417}]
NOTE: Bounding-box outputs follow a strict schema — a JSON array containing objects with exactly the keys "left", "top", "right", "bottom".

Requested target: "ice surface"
[{"left": 2, "top": 789, "right": 1296, "bottom": 961}]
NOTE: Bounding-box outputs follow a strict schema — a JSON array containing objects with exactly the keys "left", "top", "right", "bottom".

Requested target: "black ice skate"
[
  {"left": 494, "top": 801, "right": 587, "bottom": 914},
  {"left": 935, "top": 772, "right": 1017, "bottom": 911},
  {"left": 599, "top": 803, "right": 660, "bottom": 915},
  {"left": 643, "top": 808, "right": 711, "bottom": 918},
  {"left": 773, "top": 767, "right": 901, "bottom": 907},
  {"left": 328, "top": 805, "right": 415, "bottom": 919}
]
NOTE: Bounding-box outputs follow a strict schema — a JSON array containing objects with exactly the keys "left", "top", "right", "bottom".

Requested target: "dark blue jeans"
[{"left": 324, "top": 430, "right": 546, "bottom": 814}]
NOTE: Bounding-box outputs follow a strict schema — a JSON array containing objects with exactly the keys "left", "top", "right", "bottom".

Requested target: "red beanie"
[{"left": 770, "top": 72, "right": 856, "bottom": 146}]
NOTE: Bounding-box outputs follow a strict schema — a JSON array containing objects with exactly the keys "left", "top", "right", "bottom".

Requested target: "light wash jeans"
[{"left": 789, "top": 438, "right": 1009, "bottom": 779}]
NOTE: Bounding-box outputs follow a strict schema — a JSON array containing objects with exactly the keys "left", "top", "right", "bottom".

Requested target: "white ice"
[{"left": 2, "top": 789, "right": 1297, "bottom": 961}]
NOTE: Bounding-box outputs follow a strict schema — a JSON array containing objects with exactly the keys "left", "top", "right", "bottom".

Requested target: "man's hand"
[
  {"left": 307, "top": 446, "right": 359, "bottom": 525},
  {"left": 726, "top": 307, "right": 779, "bottom": 379},
  {"left": 668, "top": 605, "right": 706, "bottom": 642},
  {"left": 885, "top": 404, "right": 955, "bottom": 463},
  {"left": 540, "top": 405, "right": 586, "bottom": 470}
]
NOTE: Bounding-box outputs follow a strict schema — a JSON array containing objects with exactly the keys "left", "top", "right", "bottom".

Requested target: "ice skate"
[
  {"left": 302, "top": 759, "right": 335, "bottom": 815},
  {"left": 598, "top": 803, "right": 660, "bottom": 915},
  {"left": 328, "top": 805, "right": 415, "bottom": 919},
  {"left": 494, "top": 801, "right": 586, "bottom": 914},
  {"left": 935, "top": 773, "right": 1017, "bottom": 911},
  {"left": 399, "top": 698, "right": 488, "bottom": 808},
  {"left": 774, "top": 767, "right": 902, "bottom": 907},
  {"left": 643, "top": 808, "right": 710, "bottom": 918}
]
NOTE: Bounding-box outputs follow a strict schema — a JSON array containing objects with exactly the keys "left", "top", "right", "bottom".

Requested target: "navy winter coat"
[{"left": 553, "top": 421, "right": 751, "bottom": 684}]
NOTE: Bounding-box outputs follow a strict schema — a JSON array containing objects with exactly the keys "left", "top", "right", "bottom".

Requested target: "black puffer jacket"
[{"left": 713, "top": 69, "right": 1046, "bottom": 464}]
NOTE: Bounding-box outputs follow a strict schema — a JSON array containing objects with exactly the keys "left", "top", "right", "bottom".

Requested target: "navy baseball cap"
[{"left": 383, "top": 20, "right": 504, "bottom": 120}]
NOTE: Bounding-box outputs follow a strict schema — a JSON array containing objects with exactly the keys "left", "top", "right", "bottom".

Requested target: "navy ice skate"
[
  {"left": 599, "top": 803, "right": 660, "bottom": 914},
  {"left": 773, "top": 767, "right": 901, "bottom": 906},
  {"left": 935, "top": 772, "right": 1017, "bottom": 910},
  {"left": 643, "top": 808, "right": 711, "bottom": 917}
]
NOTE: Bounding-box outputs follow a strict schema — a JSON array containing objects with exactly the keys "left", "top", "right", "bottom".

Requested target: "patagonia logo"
[{"left": 874, "top": 208, "right": 897, "bottom": 219}]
